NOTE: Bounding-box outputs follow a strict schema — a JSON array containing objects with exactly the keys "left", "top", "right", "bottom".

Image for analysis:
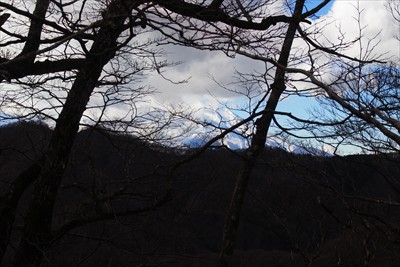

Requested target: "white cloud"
[
  {"left": 146, "top": 47, "right": 265, "bottom": 105},
  {"left": 314, "top": 0, "right": 399, "bottom": 60},
  {"left": 147, "top": 1, "right": 399, "bottom": 109},
  {"left": 4, "top": 0, "right": 398, "bottom": 152}
]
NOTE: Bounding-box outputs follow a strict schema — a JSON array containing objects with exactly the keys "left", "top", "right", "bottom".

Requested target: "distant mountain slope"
[{"left": 1, "top": 122, "right": 399, "bottom": 266}]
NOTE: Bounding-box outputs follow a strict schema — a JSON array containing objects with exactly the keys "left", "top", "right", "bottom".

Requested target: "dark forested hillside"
[{"left": 1, "top": 122, "right": 400, "bottom": 266}]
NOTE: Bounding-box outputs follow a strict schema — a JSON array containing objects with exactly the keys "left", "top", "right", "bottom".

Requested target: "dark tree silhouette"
[
  {"left": 1, "top": 1, "right": 398, "bottom": 267},
  {"left": 0, "top": 1, "right": 320, "bottom": 266}
]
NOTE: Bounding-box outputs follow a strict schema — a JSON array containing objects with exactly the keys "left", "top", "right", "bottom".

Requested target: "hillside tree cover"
[{"left": 0, "top": 0, "right": 399, "bottom": 266}]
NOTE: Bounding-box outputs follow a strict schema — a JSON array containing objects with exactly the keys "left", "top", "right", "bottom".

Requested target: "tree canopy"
[{"left": 0, "top": 0, "right": 399, "bottom": 266}]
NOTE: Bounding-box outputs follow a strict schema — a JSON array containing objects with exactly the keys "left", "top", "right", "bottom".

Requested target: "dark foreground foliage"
[{"left": 1, "top": 122, "right": 400, "bottom": 266}]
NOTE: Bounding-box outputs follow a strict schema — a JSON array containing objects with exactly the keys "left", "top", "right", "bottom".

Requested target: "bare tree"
[
  {"left": 271, "top": 1, "right": 400, "bottom": 154},
  {"left": 0, "top": 1, "right": 316, "bottom": 266},
  {"left": 3, "top": 0, "right": 397, "bottom": 266},
  {"left": 170, "top": 1, "right": 398, "bottom": 264}
]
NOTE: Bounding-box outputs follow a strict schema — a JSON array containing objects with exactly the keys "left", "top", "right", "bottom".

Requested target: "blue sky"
[
  {"left": 144, "top": 0, "right": 400, "bottom": 154},
  {"left": 2, "top": 0, "right": 398, "bottom": 154},
  {"left": 305, "top": 0, "right": 335, "bottom": 17}
]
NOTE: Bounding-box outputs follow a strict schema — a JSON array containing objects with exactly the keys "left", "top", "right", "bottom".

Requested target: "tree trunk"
[
  {"left": 11, "top": 1, "right": 138, "bottom": 266},
  {"left": 0, "top": 162, "right": 42, "bottom": 262},
  {"left": 219, "top": 0, "right": 306, "bottom": 262},
  {"left": 18, "top": 0, "right": 51, "bottom": 60},
  {"left": 0, "top": 0, "right": 51, "bottom": 260}
]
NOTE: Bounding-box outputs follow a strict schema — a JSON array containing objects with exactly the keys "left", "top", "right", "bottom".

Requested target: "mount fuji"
[{"left": 181, "top": 108, "right": 331, "bottom": 156}]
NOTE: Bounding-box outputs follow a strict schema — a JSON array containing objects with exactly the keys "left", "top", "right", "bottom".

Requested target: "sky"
[
  {"left": 305, "top": 0, "right": 335, "bottom": 16},
  {"left": 146, "top": 0, "right": 400, "bottom": 102},
  {"left": 1, "top": 0, "right": 399, "bottom": 154},
  {"left": 137, "top": 0, "right": 400, "bottom": 154}
]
